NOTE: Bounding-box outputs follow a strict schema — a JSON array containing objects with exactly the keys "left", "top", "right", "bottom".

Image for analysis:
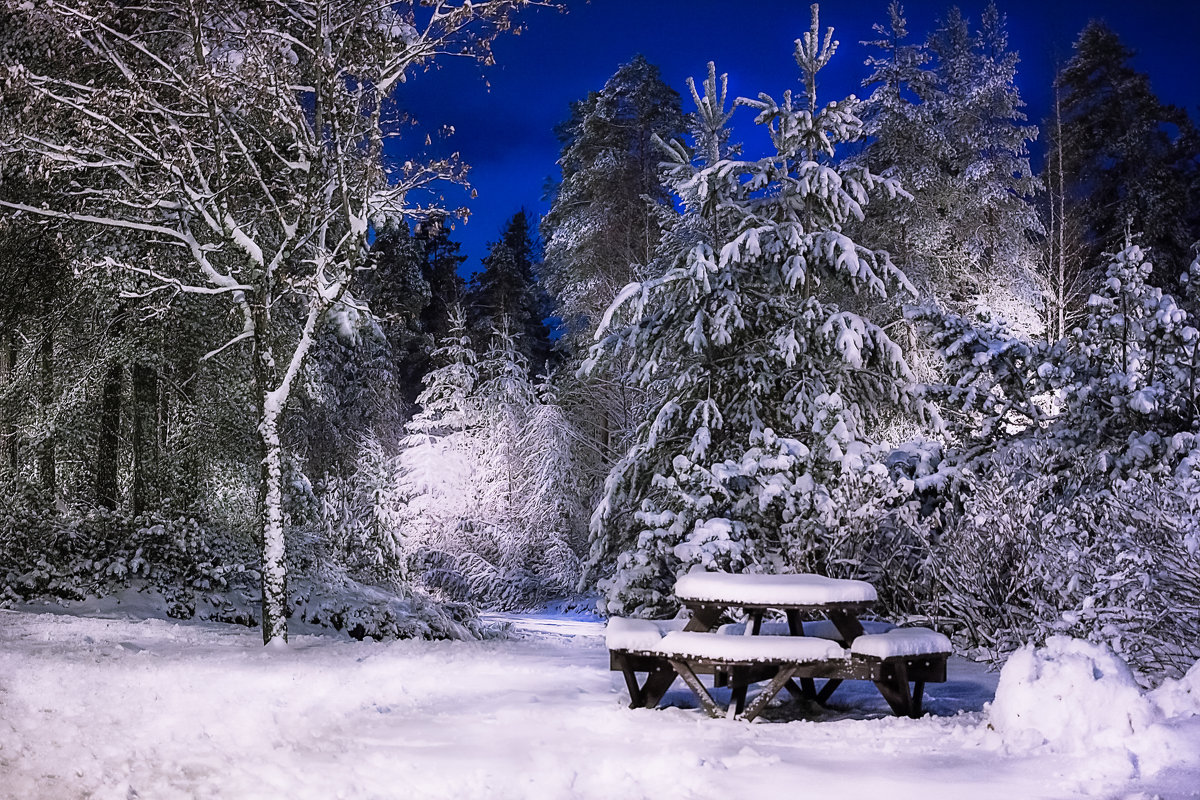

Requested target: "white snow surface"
[
  {"left": 674, "top": 571, "right": 878, "bottom": 606},
  {"left": 1, "top": 608, "right": 1199, "bottom": 799},
  {"left": 657, "top": 630, "right": 846, "bottom": 662},
  {"left": 849, "top": 628, "right": 953, "bottom": 659}
]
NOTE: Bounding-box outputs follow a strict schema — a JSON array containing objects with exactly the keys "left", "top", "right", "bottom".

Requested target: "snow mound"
[
  {"left": 989, "top": 637, "right": 1186, "bottom": 778},
  {"left": 1149, "top": 659, "right": 1200, "bottom": 719}
]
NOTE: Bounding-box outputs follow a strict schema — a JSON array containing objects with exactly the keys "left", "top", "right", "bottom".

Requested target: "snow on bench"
[
  {"left": 674, "top": 571, "right": 877, "bottom": 606},
  {"left": 849, "top": 627, "right": 952, "bottom": 660},
  {"left": 604, "top": 617, "right": 688, "bottom": 652},
  {"left": 657, "top": 631, "right": 846, "bottom": 664},
  {"left": 716, "top": 619, "right": 896, "bottom": 640},
  {"left": 605, "top": 618, "right": 851, "bottom": 663}
]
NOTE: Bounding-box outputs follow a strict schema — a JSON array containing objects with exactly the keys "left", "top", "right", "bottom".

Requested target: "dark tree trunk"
[
  {"left": 131, "top": 362, "right": 160, "bottom": 516},
  {"left": 38, "top": 329, "right": 55, "bottom": 499},
  {"left": 0, "top": 332, "right": 15, "bottom": 479},
  {"left": 95, "top": 362, "right": 124, "bottom": 510}
]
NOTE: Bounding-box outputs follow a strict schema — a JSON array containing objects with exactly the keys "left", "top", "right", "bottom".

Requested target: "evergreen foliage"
[
  {"left": 543, "top": 55, "right": 688, "bottom": 347},
  {"left": 855, "top": 2, "right": 1040, "bottom": 326},
  {"left": 1057, "top": 21, "right": 1200, "bottom": 281},
  {"left": 914, "top": 241, "right": 1200, "bottom": 678},
  {"left": 584, "top": 6, "right": 934, "bottom": 617},
  {"left": 466, "top": 211, "right": 552, "bottom": 372}
]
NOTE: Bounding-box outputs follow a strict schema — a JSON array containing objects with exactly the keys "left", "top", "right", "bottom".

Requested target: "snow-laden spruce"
[{"left": 583, "top": 5, "right": 938, "bottom": 617}]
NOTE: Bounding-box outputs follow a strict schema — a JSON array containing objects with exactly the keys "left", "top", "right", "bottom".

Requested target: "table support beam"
[{"left": 668, "top": 659, "right": 723, "bottom": 719}]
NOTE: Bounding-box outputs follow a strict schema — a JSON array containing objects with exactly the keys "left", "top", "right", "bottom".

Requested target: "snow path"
[{"left": 0, "top": 608, "right": 1194, "bottom": 800}]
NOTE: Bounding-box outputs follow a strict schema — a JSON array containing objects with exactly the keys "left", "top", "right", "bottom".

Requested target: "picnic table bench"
[{"left": 607, "top": 571, "right": 951, "bottom": 721}]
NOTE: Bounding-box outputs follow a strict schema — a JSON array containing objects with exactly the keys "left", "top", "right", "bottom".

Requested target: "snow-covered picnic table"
[{"left": 607, "top": 572, "right": 951, "bottom": 721}]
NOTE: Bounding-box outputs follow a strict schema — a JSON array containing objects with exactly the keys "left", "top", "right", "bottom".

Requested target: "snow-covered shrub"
[
  {"left": 916, "top": 243, "right": 1200, "bottom": 679},
  {"left": 279, "top": 454, "right": 482, "bottom": 640},
  {"left": 286, "top": 564, "right": 479, "bottom": 641},
  {"left": 929, "top": 443, "right": 1200, "bottom": 678},
  {"left": 0, "top": 502, "right": 252, "bottom": 621}
]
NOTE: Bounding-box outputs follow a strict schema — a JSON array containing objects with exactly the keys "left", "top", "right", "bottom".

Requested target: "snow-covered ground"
[{"left": 1, "top": 605, "right": 1198, "bottom": 800}]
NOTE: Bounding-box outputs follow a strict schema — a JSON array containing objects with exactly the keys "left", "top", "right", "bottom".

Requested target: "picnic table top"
[{"left": 674, "top": 571, "right": 877, "bottom": 608}]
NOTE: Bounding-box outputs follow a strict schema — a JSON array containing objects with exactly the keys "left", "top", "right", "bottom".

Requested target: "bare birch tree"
[{"left": 0, "top": 0, "right": 541, "bottom": 643}]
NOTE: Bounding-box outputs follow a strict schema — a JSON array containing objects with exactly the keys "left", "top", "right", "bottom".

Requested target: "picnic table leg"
[
  {"left": 668, "top": 659, "right": 724, "bottom": 719},
  {"left": 874, "top": 661, "right": 914, "bottom": 717},
  {"left": 827, "top": 608, "right": 865, "bottom": 644},
  {"left": 816, "top": 678, "right": 843, "bottom": 704},
  {"left": 912, "top": 678, "right": 927, "bottom": 717},
  {"left": 684, "top": 605, "right": 723, "bottom": 632},
  {"left": 740, "top": 666, "right": 798, "bottom": 722},
  {"left": 729, "top": 666, "right": 749, "bottom": 717},
  {"left": 638, "top": 660, "right": 678, "bottom": 709},
  {"left": 614, "top": 653, "right": 645, "bottom": 707},
  {"left": 783, "top": 610, "right": 818, "bottom": 700}
]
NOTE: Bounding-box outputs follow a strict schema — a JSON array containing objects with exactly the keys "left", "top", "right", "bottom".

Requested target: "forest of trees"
[{"left": 1, "top": 0, "right": 1198, "bottom": 679}]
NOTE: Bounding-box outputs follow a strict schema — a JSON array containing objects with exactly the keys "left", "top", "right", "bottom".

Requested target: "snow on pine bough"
[{"left": 607, "top": 573, "right": 952, "bottom": 721}]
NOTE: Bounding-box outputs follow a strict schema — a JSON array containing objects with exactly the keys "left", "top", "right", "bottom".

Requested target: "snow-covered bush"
[
  {"left": 917, "top": 243, "right": 1200, "bottom": 679},
  {"left": 284, "top": 523, "right": 479, "bottom": 641},
  {"left": 0, "top": 501, "right": 252, "bottom": 622},
  {"left": 929, "top": 444, "right": 1200, "bottom": 678}
]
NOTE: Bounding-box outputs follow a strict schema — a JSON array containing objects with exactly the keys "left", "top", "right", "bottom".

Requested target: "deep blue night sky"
[{"left": 395, "top": 0, "right": 1200, "bottom": 278}]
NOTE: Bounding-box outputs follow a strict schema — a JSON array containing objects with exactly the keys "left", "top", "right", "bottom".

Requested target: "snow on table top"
[
  {"left": 849, "top": 628, "right": 952, "bottom": 659},
  {"left": 604, "top": 617, "right": 688, "bottom": 651},
  {"left": 657, "top": 631, "right": 846, "bottom": 663},
  {"left": 675, "top": 571, "right": 877, "bottom": 606}
]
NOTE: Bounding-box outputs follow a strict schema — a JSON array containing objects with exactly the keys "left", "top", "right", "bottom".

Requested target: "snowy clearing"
[{"left": 1, "top": 607, "right": 1198, "bottom": 800}]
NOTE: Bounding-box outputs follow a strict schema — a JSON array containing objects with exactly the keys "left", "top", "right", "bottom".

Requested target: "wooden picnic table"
[{"left": 608, "top": 571, "right": 951, "bottom": 721}]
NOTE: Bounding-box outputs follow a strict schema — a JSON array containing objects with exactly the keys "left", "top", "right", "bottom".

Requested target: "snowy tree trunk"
[
  {"left": 252, "top": 284, "right": 334, "bottom": 645},
  {"left": 257, "top": 404, "right": 289, "bottom": 645}
]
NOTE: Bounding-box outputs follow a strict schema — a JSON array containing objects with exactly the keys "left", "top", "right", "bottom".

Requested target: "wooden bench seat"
[{"left": 606, "top": 616, "right": 951, "bottom": 720}]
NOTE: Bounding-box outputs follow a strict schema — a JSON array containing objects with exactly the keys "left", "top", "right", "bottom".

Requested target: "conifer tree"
[
  {"left": 856, "top": 3, "right": 1040, "bottom": 325},
  {"left": 465, "top": 211, "right": 550, "bottom": 371},
  {"left": 542, "top": 55, "right": 688, "bottom": 347},
  {"left": 583, "top": 7, "right": 935, "bottom": 616},
  {"left": 1057, "top": 20, "right": 1200, "bottom": 283}
]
